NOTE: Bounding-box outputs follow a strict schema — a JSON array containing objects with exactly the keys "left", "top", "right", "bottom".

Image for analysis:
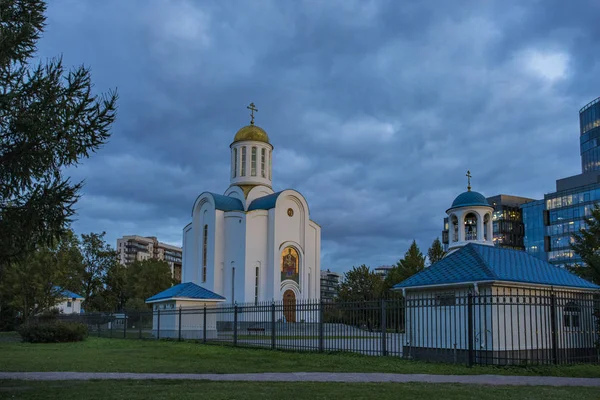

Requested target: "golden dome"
[{"left": 233, "top": 124, "right": 270, "bottom": 144}]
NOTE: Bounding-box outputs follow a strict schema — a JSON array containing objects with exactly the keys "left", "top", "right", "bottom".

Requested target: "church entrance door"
[{"left": 283, "top": 290, "right": 296, "bottom": 323}]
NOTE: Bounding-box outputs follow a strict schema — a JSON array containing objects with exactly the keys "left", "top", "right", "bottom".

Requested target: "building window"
[
  {"left": 563, "top": 301, "right": 580, "bottom": 329},
  {"left": 233, "top": 148, "right": 237, "bottom": 178},
  {"left": 254, "top": 266, "right": 259, "bottom": 305},
  {"left": 251, "top": 147, "right": 257, "bottom": 176},
  {"left": 269, "top": 151, "right": 272, "bottom": 180},
  {"left": 451, "top": 215, "right": 458, "bottom": 242},
  {"left": 261, "top": 148, "right": 266, "bottom": 178},
  {"left": 241, "top": 147, "right": 247, "bottom": 176},
  {"left": 202, "top": 224, "right": 208, "bottom": 282},
  {"left": 231, "top": 266, "right": 236, "bottom": 303},
  {"left": 436, "top": 292, "right": 455, "bottom": 307},
  {"left": 67, "top": 301, "right": 72, "bottom": 308}
]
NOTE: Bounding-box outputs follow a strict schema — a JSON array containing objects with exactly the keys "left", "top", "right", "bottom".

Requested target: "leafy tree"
[
  {"left": 384, "top": 240, "right": 425, "bottom": 292},
  {"left": 80, "top": 232, "right": 118, "bottom": 310},
  {"left": 101, "top": 261, "right": 128, "bottom": 312},
  {"left": 337, "top": 265, "right": 383, "bottom": 302},
  {"left": 0, "top": 0, "right": 118, "bottom": 272},
  {"left": 126, "top": 259, "right": 175, "bottom": 302},
  {"left": 124, "top": 298, "right": 150, "bottom": 312},
  {"left": 570, "top": 205, "right": 600, "bottom": 285},
  {"left": 427, "top": 237, "right": 446, "bottom": 266},
  {"left": 0, "top": 230, "right": 83, "bottom": 320}
]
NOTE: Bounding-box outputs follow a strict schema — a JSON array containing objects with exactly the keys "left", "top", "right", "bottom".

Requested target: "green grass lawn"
[
  {"left": 1, "top": 380, "right": 599, "bottom": 400},
  {"left": 1, "top": 336, "right": 599, "bottom": 377}
]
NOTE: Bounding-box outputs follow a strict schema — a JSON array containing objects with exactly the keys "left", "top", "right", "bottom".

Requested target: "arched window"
[
  {"left": 251, "top": 147, "right": 257, "bottom": 176},
  {"left": 464, "top": 213, "right": 477, "bottom": 241},
  {"left": 261, "top": 148, "right": 266, "bottom": 178},
  {"left": 202, "top": 224, "right": 208, "bottom": 282},
  {"left": 269, "top": 151, "right": 272, "bottom": 180},
  {"left": 241, "top": 147, "right": 247, "bottom": 176},
  {"left": 564, "top": 301, "right": 580, "bottom": 329},
  {"left": 280, "top": 247, "right": 299, "bottom": 283},
  {"left": 233, "top": 148, "right": 237, "bottom": 178},
  {"left": 451, "top": 215, "right": 458, "bottom": 242}
]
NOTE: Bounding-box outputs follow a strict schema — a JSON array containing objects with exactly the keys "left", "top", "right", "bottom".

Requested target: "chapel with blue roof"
[
  {"left": 394, "top": 175, "right": 599, "bottom": 293},
  {"left": 171, "top": 104, "right": 321, "bottom": 314}
]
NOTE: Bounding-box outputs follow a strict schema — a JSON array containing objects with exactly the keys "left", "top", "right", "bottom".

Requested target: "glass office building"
[
  {"left": 521, "top": 200, "right": 546, "bottom": 261},
  {"left": 580, "top": 97, "right": 600, "bottom": 173}
]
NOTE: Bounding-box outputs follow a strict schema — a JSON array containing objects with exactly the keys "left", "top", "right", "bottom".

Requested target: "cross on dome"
[
  {"left": 247, "top": 102, "right": 258, "bottom": 125},
  {"left": 466, "top": 170, "right": 472, "bottom": 191}
]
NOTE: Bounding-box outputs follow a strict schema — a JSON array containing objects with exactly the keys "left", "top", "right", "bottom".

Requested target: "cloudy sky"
[{"left": 37, "top": 0, "right": 599, "bottom": 273}]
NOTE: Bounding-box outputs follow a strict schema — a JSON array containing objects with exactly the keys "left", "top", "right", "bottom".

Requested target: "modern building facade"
[
  {"left": 442, "top": 194, "right": 532, "bottom": 251},
  {"left": 320, "top": 270, "right": 342, "bottom": 302},
  {"left": 117, "top": 235, "right": 183, "bottom": 282},
  {"left": 522, "top": 96, "right": 600, "bottom": 268},
  {"left": 374, "top": 265, "right": 394, "bottom": 278}
]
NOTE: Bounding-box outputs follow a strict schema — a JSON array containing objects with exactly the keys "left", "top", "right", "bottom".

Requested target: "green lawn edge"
[{"left": 1, "top": 336, "right": 599, "bottom": 378}]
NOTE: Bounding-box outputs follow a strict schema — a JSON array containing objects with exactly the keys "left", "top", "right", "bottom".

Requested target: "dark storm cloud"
[{"left": 37, "top": 0, "right": 600, "bottom": 272}]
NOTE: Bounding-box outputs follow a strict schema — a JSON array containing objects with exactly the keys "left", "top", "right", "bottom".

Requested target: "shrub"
[{"left": 17, "top": 321, "right": 88, "bottom": 343}]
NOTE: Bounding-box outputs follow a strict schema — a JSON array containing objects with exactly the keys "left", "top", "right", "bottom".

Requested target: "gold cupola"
[{"left": 231, "top": 102, "right": 270, "bottom": 144}]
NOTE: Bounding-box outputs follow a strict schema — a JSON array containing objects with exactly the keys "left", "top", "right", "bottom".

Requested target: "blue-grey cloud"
[{"left": 37, "top": 0, "right": 600, "bottom": 272}]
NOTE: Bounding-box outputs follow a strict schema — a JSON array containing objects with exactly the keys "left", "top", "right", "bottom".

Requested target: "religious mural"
[{"left": 280, "top": 247, "right": 299, "bottom": 283}]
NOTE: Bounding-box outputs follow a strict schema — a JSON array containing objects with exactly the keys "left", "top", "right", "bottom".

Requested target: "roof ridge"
[{"left": 465, "top": 244, "right": 498, "bottom": 280}]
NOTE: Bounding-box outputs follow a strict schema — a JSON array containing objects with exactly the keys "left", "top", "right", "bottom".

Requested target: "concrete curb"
[{"left": 1, "top": 372, "right": 600, "bottom": 386}]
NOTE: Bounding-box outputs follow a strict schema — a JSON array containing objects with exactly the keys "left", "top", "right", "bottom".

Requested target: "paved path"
[{"left": 1, "top": 372, "right": 600, "bottom": 386}]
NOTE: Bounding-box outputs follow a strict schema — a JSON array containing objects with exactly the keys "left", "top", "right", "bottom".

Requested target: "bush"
[{"left": 17, "top": 321, "right": 88, "bottom": 343}]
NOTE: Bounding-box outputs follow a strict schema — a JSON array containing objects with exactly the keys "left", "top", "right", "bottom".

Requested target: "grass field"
[
  {"left": 1, "top": 335, "right": 600, "bottom": 377},
  {"left": 1, "top": 380, "right": 600, "bottom": 400}
]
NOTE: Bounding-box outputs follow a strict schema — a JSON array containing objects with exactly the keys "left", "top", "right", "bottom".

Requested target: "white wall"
[
  {"left": 54, "top": 298, "right": 82, "bottom": 314},
  {"left": 151, "top": 300, "right": 221, "bottom": 339}
]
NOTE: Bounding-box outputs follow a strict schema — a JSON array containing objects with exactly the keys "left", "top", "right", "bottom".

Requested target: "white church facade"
[{"left": 179, "top": 104, "right": 321, "bottom": 317}]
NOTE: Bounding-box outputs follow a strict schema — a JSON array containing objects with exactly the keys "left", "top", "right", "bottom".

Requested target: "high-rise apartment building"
[
  {"left": 320, "top": 269, "right": 342, "bottom": 302},
  {"left": 116, "top": 235, "right": 183, "bottom": 282}
]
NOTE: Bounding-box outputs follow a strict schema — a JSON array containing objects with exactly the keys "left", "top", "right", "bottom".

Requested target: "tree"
[
  {"left": 126, "top": 259, "right": 175, "bottom": 302},
  {"left": 101, "top": 261, "right": 128, "bottom": 312},
  {"left": 384, "top": 240, "right": 425, "bottom": 292},
  {"left": 570, "top": 205, "right": 600, "bottom": 285},
  {"left": 427, "top": 237, "right": 446, "bottom": 266},
  {"left": 80, "top": 232, "right": 118, "bottom": 311},
  {"left": 0, "top": 0, "right": 118, "bottom": 272},
  {"left": 0, "top": 229, "right": 83, "bottom": 321},
  {"left": 337, "top": 265, "right": 383, "bottom": 302}
]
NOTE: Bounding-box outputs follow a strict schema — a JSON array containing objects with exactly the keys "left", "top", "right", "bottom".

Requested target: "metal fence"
[{"left": 50, "top": 287, "right": 600, "bottom": 366}]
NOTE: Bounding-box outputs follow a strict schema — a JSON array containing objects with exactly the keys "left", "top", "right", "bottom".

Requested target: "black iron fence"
[{"left": 48, "top": 287, "right": 600, "bottom": 366}]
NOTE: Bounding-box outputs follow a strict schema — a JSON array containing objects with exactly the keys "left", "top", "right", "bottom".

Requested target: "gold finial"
[
  {"left": 466, "top": 170, "right": 472, "bottom": 191},
  {"left": 247, "top": 102, "right": 258, "bottom": 125}
]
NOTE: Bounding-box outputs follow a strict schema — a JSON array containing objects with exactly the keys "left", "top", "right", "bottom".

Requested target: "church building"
[{"left": 179, "top": 104, "right": 321, "bottom": 310}]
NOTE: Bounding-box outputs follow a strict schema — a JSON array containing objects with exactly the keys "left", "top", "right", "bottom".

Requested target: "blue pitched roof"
[
  {"left": 54, "top": 287, "right": 84, "bottom": 299},
  {"left": 145, "top": 282, "right": 225, "bottom": 303},
  {"left": 448, "top": 191, "right": 490, "bottom": 211},
  {"left": 248, "top": 191, "right": 283, "bottom": 211},
  {"left": 209, "top": 192, "right": 244, "bottom": 212},
  {"left": 394, "top": 243, "right": 600, "bottom": 290}
]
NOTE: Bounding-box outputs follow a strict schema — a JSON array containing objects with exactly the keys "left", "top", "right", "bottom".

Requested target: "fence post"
[
  {"left": 157, "top": 309, "right": 161, "bottom": 340},
  {"left": 319, "top": 299, "right": 324, "bottom": 353},
  {"left": 123, "top": 313, "right": 127, "bottom": 339},
  {"left": 381, "top": 299, "right": 387, "bottom": 356},
  {"left": 467, "top": 293, "right": 474, "bottom": 367},
  {"left": 138, "top": 313, "right": 142, "bottom": 339},
  {"left": 178, "top": 306, "right": 182, "bottom": 342},
  {"left": 203, "top": 305, "right": 207, "bottom": 344},
  {"left": 550, "top": 294, "right": 558, "bottom": 364},
  {"left": 271, "top": 301, "right": 276, "bottom": 350},
  {"left": 234, "top": 304, "right": 238, "bottom": 347},
  {"left": 110, "top": 315, "right": 113, "bottom": 338}
]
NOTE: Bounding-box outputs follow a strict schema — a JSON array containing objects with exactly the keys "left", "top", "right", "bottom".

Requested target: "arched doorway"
[{"left": 283, "top": 289, "right": 296, "bottom": 323}]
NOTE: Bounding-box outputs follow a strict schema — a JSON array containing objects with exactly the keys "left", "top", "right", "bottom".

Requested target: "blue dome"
[{"left": 449, "top": 190, "right": 490, "bottom": 210}]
